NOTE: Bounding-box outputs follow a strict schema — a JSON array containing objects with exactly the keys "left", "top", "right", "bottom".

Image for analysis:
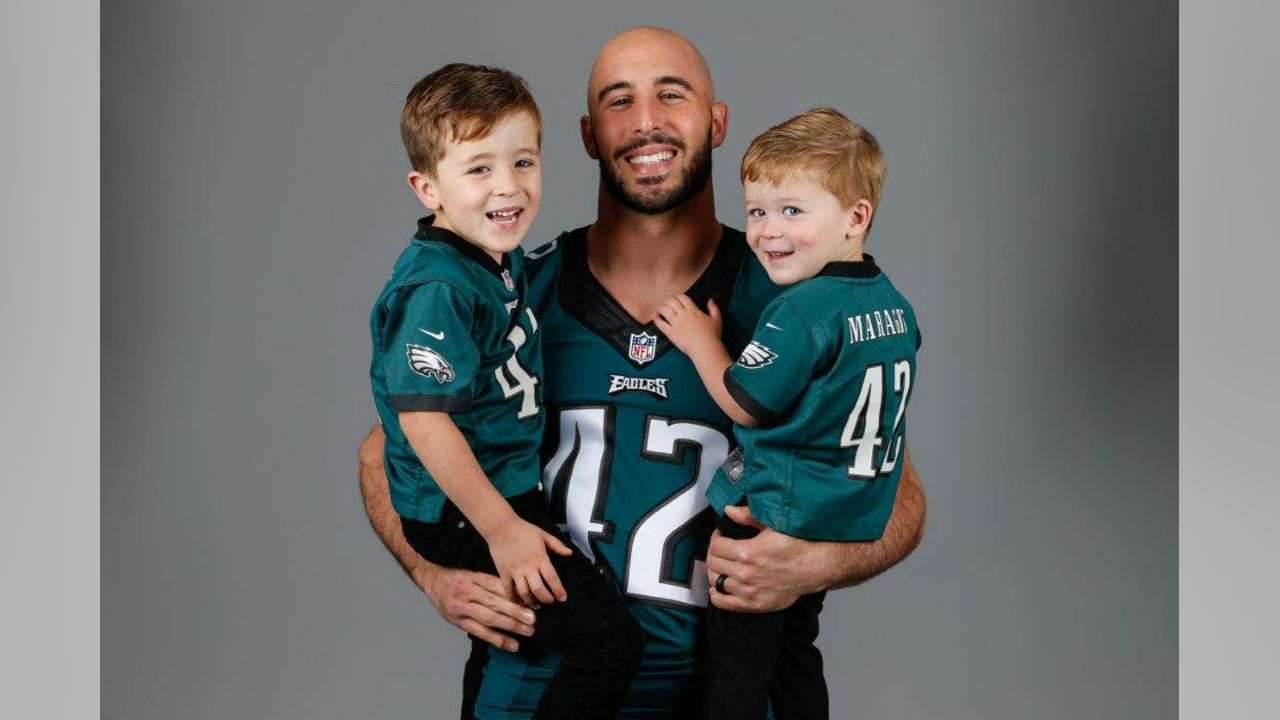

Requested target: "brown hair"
[
  {"left": 741, "top": 107, "right": 885, "bottom": 226},
  {"left": 400, "top": 63, "right": 542, "bottom": 175}
]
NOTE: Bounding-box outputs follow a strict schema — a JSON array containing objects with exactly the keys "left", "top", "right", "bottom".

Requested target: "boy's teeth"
[
  {"left": 628, "top": 151, "right": 674, "bottom": 165},
  {"left": 487, "top": 210, "right": 519, "bottom": 219}
]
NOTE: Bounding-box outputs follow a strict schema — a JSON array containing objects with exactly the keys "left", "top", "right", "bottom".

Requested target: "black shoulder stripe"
[
  {"left": 724, "top": 367, "right": 780, "bottom": 425},
  {"left": 390, "top": 394, "right": 473, "bottom": 413}
]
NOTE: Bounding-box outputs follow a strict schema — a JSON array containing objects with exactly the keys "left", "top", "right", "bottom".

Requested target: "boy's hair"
[
  {"left": 740, "top": 107, "right": 885, "bottom": 228},
  {"left": 400, "top": 63, "right": 542, "bottom": 176}
]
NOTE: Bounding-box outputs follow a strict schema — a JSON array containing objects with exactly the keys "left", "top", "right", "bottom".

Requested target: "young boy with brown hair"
[
  {"left": 656, "top": 107, "right": 922, "bottom": 720},
  {"left": 369, "top": 63, "right": 643, "bottom": 719}
]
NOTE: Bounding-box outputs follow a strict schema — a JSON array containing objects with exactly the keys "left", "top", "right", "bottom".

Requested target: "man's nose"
[{"left": 632, "top": 96, "right": 659, "bottom": 135}]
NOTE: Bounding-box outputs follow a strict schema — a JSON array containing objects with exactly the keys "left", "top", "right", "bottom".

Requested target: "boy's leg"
[
  {"left": 703, "top": 513, "right": 788, "bottom": 720},
  {"left": 403, "top": 494, "right": 644, "bottom": 719},
  {"left": 509, "top": 492, "right": 646, "bottom": 720},
  {"left": 767, "top": 591, "right": 829, "bottom": 720}
]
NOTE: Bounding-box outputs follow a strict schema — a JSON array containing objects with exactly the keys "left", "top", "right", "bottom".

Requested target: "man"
[{"left": 358, "top": 26, "right": 927, "bottom": 718}]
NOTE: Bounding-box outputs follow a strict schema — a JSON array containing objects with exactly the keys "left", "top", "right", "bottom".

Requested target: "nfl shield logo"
[
  {"left": 628, "top": 332, "right": 657, "bottom": 364},
  {"left": 501, "top": 269, "right": 514, "bottom": 291}
]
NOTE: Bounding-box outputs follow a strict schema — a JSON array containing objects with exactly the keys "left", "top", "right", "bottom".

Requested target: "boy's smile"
[
  {"left": 744, "top": 176, "right": 868, "bottom": 286},
  {"left": 415, "top": 111, "right": 542, "bottom": 261}
]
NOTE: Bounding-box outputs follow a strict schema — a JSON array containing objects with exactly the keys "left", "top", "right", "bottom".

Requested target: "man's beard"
[{"left": 598, "top": 127, "right": 713, "bottom": 215}]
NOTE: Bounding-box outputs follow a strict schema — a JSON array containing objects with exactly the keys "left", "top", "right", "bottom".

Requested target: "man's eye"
[
  {"left": 660, "top": 91, "right": 683, "bottom": 100},
  {"left": 782, "top": 206, "right": 802, "bottom": 216},
  {"left": 608, "top": 97, "right": 632, "bottom": 108}
]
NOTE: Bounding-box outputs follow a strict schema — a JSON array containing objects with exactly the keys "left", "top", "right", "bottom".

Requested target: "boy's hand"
[
  {"left": 486, "top": 519, "right": 573, "bottom": 607},
  {"left": 654, "top": 294, "right": 723, "bottom": 360}
]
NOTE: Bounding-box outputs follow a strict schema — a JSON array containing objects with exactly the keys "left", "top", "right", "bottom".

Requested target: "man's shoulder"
[{"left": 523, "top": 226, "right": 589, "bottom": 305}]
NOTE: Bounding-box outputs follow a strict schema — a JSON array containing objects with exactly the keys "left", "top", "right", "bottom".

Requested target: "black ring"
[{"left": 715, "top": 573, "right": 729, "bottom": 594}]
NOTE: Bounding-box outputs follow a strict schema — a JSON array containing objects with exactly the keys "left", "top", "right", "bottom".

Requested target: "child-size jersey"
[
  {"left": 369, "top": 218, "right": 544, "bottom": 523},
  {"left": 471, "top": 226, "right": 780, "bottom": 718},
  {"left": 708, "top": 256, "right": 921, "bottom": 542}
]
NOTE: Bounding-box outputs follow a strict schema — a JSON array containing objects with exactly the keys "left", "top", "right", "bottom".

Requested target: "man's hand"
[
  {"left": 357, "top": 423, "right": 539, "bottom": 651},
  {"left": 420, "top": 565, "right": 538, "bottom": 653},
  {"left": 705, "top": 505, "right": 825, "bottom": 612},
  {"left": 706, "top": 450, "right": 926, "bottom": 612}
]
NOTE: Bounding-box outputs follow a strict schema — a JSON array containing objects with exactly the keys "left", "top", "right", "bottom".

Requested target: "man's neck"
[{"left": 585, "top": 185, "right": 723, "bottom": 321}]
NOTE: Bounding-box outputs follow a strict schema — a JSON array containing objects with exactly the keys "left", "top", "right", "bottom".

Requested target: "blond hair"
[
  {"left": 741, "top": 107, "right": 885, "bottom": 227},
  {"left": 400, "top": 63, "right": 542, "bottom": 175}
]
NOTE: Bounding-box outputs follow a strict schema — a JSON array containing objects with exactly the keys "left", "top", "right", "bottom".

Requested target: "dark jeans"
[
  {"left": 402, "top": 489, "right": 645, "bottom": 720},
  {"left": 704, "top": 514, "right": 829, "bottom": 720}
]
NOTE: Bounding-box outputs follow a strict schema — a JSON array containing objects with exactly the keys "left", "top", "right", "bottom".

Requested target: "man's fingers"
[
  {"left": 708, "top": 589, "right": 754, "bottom": 613},
  {"left": 458, "top": 619, "right": 520, "bottom": 653},
  {"left": 724, "top": 504, "right": 766, "bottom": 530},
  {"left": 474, "top": 605, "right": 535, "bottom": 637},
  {"left": 473, "top": 584, "right": 536, "bottom": 626},
  {"left": 474, "top": 572, "right": 513, "bottom": 600},
  {"left": 707, "top": 298, "right": 721, "bottom": 320},
  {"left": 704, "top": 552, "right": 750, "bottom": 585}
]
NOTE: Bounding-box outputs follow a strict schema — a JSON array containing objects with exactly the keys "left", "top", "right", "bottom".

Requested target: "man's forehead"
[{"left": 588, "top": 28, "right": 714, "bottom": 101}]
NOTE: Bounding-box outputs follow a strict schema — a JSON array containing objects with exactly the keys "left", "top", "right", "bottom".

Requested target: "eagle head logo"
[{"left": 406, "top": 344, "right": 455, "bottom": 383}]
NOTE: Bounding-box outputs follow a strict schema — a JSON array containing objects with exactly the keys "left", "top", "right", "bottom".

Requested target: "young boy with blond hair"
[
  {"left": 369, "top": 63, "right": 643, "bottom": 719},
  {"left": 656, "top": 107, "right": 921, "bottom": 720}
]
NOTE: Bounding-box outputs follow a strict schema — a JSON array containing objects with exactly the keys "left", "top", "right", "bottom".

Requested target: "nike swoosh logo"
[
  {"left": 765, "top": 323, "right": 783, "bottom": 331},
  {"left": 419, "top": 329, "right": 445, "bottom": 340}
]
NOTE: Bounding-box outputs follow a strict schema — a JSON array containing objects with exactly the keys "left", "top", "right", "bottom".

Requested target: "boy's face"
[
  {"left": 413, "top": 111, "right": 542, "bottom": 261},
  {"left": 744, "top": 175, "right": 868, "bottom": 286}
]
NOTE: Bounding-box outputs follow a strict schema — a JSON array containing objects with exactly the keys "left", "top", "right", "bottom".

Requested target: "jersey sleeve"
[
  {"left": 381, "top": 280, "right": 481, "bottom": 412},
  {"left": 723, "top": 299, "right": 822, "bottom": 425}
]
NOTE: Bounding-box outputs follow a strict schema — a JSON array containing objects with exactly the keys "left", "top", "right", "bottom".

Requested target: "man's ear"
[
  {"left": 710, "top": 100, "right": 729, "bottom": 149},
  {"left": 579, "top": 114, "right": 599, "bottom": 159},
  {"left": 847, "top": 199, "right": 875, "bottom": 237},
  {"left": 407, "top": 170, "right": 441, "bottom": 212}
]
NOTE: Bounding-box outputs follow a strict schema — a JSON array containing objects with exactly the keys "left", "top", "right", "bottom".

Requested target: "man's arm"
[
  {"left": 705, "top": 446, "right": 925, "bottom": 613},
  {"left": 357, "top": 424, "right": 537, "bottom": 651}
]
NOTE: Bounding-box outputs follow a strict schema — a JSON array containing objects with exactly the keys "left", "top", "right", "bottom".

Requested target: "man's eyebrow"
[
  {"left": 655, "top": 75, "right": 695, "bottom": 92},
  {"left": 597, "top": 81, "right": 633, "bottom": 103}
]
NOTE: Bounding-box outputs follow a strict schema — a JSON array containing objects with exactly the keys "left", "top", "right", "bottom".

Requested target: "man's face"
[
  {"left": 583, "top": 32, "right": 727, "bottom": 215},
  {"left": 414, "top": 112, "right": 543, "bottom": 261},
  {"left": 744, "top": 176, "right": 863, "bottom": 286}
]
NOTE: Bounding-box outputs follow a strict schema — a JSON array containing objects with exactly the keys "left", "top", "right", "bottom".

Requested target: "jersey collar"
[
  {"left": 815, "top": 254, "right": 881, "bottom": 279},
  {"left": 558, "top": 224, "right": 748, "bottom": 370},
  {"left": 413, "top": 216, "right": 512, "bottom": 280}
]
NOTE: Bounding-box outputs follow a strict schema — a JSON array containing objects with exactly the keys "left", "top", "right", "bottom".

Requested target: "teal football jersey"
[
  {"left": 369, "top": 218, "right": 544, "bottom": 523},
  {"left": 471, "top": 226, "right": 780, "bottom": 718},
  {"left": 708, "top": 256, "right": 921, "bottom": 542}
]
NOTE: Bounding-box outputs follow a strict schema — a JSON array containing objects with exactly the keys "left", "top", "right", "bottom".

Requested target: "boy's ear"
[
  {"left": 579, "top": 114, "right": 599, "bottom": 159},
  {"left": 407, "top": 170, "right": 442, "bottom": 212},
  {"left": 847, "top": 199, "right": 875, "bottom": 238}
]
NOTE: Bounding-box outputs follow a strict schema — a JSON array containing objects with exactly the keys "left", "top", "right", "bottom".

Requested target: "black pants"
[
  {"left": 402, "top": 489, "right": 645, "bottom": 720},
  {"left": 704, "top": 514, "right": 829, "bottom": 720}
]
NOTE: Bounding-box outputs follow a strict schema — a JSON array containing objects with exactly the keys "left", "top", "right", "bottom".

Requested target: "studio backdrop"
[{"left": 103, "top": 1, "right": 1176, "bottom": 717}]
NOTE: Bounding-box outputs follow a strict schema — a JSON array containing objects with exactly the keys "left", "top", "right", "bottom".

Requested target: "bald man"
[{"left": 359, "top": 27, "right": 926, "bottom": 719}]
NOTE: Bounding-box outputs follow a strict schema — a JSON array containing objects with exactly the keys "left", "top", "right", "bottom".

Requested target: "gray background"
[{"left": 101, "top": 0, "right": 1178, "bottom": 718}]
